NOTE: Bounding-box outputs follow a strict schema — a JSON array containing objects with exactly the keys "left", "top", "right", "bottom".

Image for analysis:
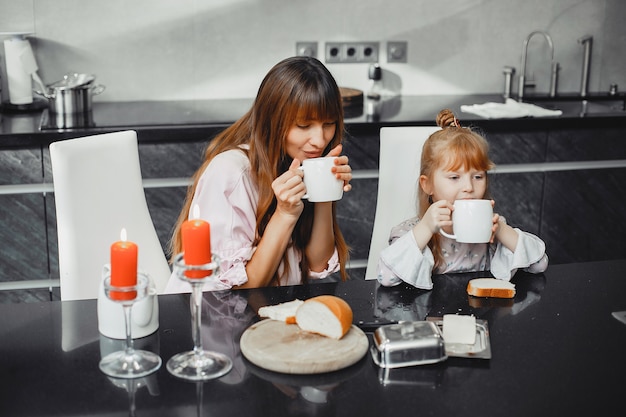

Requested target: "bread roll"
[
  {"left": 295, "top": 295, "right": 353, "bottom": 340},
  {"left": 467, "top": 278, "right": 516, "bottom": 298}
]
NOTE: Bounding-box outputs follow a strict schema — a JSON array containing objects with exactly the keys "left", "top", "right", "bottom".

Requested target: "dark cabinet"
[
  {"left": 485, "top": 131, "right": 548, "bottom": 236},
  {"left": 488, "top": 127, "right": 626, "bottom": 264},
  {"left": 485, "top": 130, "right": 548, "bottom": 164},
  {"left": 542, "top": 168, "right": 626, "bottom": 263},
  {"left": 542, "top": 126, "right": 626, "bottom": 263},
  {"left": 546, "top": 127, "right": 626, "bottom": 161},
  {"left": 489, "top": 172, "right": 544, "bottom": 236},
  {"left": 0, "top": 148, "right": 52, "bottom": 302},
  {"left": 138, "top": 141, "right": 207, "bottom": 258}
]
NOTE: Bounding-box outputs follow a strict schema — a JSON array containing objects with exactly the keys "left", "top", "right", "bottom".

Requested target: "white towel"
[{"left": 461, "top": 98, "right": 563, "bottom": 119}]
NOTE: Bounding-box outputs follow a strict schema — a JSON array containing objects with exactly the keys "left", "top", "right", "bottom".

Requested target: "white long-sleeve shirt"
[
  {"left": 376, "top": 216, "right": 548, "bottom": 289},
  {"left": 165, "top": 148, "right": 339, "bottom": 293}
]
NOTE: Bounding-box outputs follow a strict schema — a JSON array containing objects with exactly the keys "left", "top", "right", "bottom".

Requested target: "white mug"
[
  {"left": 298, "top": 157, "right": 344, "bottom": 202},
  {"left": 440, "top": 199, "right": 493, "bottom": 243},
  {"left": 97, "top": 265, "right": 159, "bottom": 339}
]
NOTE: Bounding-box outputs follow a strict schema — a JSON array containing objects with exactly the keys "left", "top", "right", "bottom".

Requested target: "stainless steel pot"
[
  {"left": 47, "top": 109, "right": 95, "bottom": 129},
  {"left": 35, "top": 73, "right": 105, "bottom": 114}
]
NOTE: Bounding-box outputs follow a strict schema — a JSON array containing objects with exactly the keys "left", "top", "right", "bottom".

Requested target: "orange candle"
[
  {"left": 110, "top": 228, "right": 138, "bottom": 300},
  {"left": 181, "top": 218, "right": 212, "bottom": 278}
]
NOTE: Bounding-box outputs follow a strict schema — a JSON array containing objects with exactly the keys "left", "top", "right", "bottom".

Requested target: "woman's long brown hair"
[
  {"left": 169, "top": 56, "right": 350, "bottom": 285},
  {"left": 418, "top": 109, "right": 495, "bottom": 269}
]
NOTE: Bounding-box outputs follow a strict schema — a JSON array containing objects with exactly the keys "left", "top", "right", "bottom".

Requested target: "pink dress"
[{"left": 164, "top": 148, "right": 339, "bottom": 293}]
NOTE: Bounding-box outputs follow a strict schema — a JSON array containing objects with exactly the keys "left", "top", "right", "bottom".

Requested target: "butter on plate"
[{"left": 442, "top": 314, "right": 476, "bottom": 345}]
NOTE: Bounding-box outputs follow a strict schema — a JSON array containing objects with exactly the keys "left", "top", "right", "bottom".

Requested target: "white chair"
[
  {"left": 50, "top": 130, "right": 171, "bottom": 300},
  {"left": 365, "top": 126, "right": 440, "bottom": 280}
]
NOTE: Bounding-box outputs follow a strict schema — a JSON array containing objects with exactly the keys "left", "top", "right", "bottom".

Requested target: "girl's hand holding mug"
[
  {"left": 490, "top": 200, "right": 500, "bottom": 243},
  {"left": 421, "top": 199, "right": 454, "bottom": 235}
]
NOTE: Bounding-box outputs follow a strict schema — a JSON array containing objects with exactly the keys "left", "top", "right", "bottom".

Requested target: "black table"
[{"left": 1, "top": 260, "right": 625, "bottom": 416}]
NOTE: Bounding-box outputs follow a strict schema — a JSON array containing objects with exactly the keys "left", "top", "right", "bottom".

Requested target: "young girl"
[
  {"left": 165, "top": 56, "right": 352, "bottom": 292},
  {"left": 377, "top": 109, "right": 548, "bottom": 289}
]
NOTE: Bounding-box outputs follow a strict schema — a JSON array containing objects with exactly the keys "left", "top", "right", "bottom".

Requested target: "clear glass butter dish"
[{"left": 370, "top": 321, "right": 447, "bottom": 368}]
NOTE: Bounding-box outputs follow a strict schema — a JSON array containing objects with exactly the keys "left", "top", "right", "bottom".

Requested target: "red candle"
[
  {"left": 181, "top": 217, "right": 212, "bottom": 278},
  {"left": 110, "top": 228, "right": 138, "bottom": 300}
]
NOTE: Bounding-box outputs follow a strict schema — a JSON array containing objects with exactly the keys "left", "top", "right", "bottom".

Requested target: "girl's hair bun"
[{"left": 436, "top": 109, "right": 456, "bottom": 128}]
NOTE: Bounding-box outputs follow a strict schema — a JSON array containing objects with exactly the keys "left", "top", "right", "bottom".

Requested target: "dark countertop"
[
  {"left": 1, "top": 259, "right": 625, "bottom": 416},
  {"left": 1, "top": 93, "right": 624, "bottom": 148}
]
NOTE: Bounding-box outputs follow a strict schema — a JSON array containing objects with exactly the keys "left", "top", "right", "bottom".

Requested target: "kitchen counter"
[
  {"left": 1, "top": 93, "right": 625, "bottom": 148},
  {"left": 1, "top": 259, "right": 625, "bottom": 416}
]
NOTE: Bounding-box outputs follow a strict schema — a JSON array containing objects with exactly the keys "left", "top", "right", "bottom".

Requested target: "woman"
[{"left": 166, "top": 56, "right": 352, "bottom": 292}]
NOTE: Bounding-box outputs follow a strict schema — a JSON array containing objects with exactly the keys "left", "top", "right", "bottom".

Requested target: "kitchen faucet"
[
  {"left": 578, "top": 35, "right": 593, "bottom": 98},
  {"left": 518, "top": 31, "right": 558, "bottom": 101}
]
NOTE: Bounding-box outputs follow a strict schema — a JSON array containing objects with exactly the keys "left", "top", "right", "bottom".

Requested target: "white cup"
[
  {"left": 440, "top": 199, "right": 493, "bottom": 243},
  {"left": 298, "top": 157, "right": 344, "bottom": 202},
  {"left": 97, "top": 265, "right": 159, "bottom": 339}
]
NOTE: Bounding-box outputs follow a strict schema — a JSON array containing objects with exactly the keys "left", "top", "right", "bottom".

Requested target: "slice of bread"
[
  {"left": 295, "top": 295, "right": 353, "bottom": 340},
  {"left": 467, "top": 278, "right": 516, "bottom": 298},
  {"left": 258, "top": 299, "right": 303, "bottom": 322}
]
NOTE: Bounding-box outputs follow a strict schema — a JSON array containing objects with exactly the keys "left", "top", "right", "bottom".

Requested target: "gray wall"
[{"left": 1, "top": 0, "right": 625, "bottom": 102}]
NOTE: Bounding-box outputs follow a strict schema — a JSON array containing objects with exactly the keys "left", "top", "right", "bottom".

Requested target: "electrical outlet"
[
  {"left": 387, "top": 41, "right": 408, "bottom": 63},
  {"left": 296, "top": 42, "right": 318, "bottom": 58},
  {"left": 324, "top": 42, "right": 380, "bottom": 63},
  {"left": 361, "top": 42, "right": 380, "bottom": 62},
  {"left": 343, "top": 43, "right": 360, "bottom": 63},
  {"left": 325, "top": 42, "right": 344, "bottom": 63}
]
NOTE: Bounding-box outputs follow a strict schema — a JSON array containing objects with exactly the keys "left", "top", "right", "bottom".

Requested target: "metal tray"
[{"left": 427, "top": 317, "right": 492, "bottom": 359}]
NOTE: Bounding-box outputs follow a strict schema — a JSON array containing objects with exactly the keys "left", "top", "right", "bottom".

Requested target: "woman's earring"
[{"left": 428, "top": 195, "right": 433, "bottom": 204}]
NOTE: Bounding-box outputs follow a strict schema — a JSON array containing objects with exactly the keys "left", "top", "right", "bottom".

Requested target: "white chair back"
[
  {"left": 365, "top": 126, "right": 440, "bottom": 280},
  {"left": 50, "top": 130, "right": 171, "bottom": 300}
]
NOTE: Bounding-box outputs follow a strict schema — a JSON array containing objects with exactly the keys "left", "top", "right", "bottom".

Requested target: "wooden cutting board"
[{"left": 240, "top": 319, "right": 369, "bottom": 374}]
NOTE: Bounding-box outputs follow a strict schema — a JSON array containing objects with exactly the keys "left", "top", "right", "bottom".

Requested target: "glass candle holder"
[
  {"left": 99, "top": 272, "right": 162, "bottom": 378},
  {"left": 166, "top": 253, "right": 233, "bottom": 381}
]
